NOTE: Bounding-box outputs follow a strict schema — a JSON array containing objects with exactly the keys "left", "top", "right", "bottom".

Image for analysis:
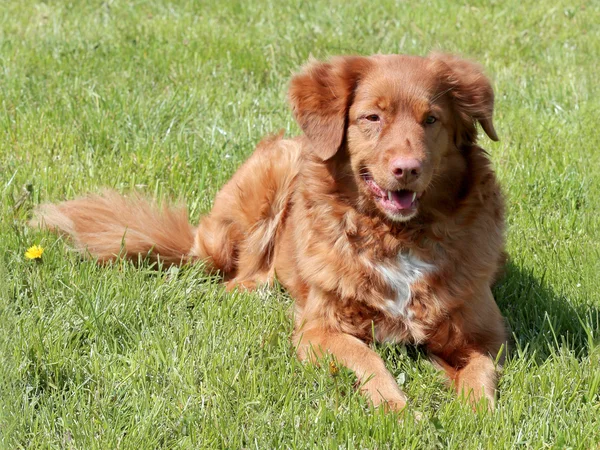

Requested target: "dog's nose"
[{"left": 390, "top": 158, "right": 422, "bottom": 182}]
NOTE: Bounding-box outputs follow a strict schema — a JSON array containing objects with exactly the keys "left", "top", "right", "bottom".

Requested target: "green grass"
[{"left": 1, "top": 0, "right": 599, "bottom": 448}]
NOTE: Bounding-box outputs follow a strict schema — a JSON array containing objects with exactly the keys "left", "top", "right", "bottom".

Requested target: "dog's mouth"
[{"left": 361, "top": 172, "right": 421, "bottom": 220}]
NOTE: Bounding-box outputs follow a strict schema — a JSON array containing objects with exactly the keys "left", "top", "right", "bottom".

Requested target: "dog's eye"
[
  {"left": 364, "top": 114, "right": 380, "bottom": 122},
  {"left": 425, "top": 115, "right": 437, "bottom": 125}
]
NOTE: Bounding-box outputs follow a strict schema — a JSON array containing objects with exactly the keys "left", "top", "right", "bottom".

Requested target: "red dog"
[{"left": 34, "top": 52, "right": 507, "bottom": 412}]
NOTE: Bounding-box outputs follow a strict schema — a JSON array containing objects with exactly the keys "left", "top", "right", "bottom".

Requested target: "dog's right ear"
[{"left": 289, "top": 56, "right": 372, "bottom": 161}]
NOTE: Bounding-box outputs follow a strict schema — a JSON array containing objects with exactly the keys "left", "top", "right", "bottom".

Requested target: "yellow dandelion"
[
  {"left": 329, "top": 360, "right": 339, "bottom": 376},
  {"left": 25, "top": 245, "right": 44, "bottom": 260}
]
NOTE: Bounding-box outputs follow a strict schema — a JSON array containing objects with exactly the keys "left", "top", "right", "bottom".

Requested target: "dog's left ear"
[
  {"left": 289, "top": 56, "right": 373, "bottom": 160},
  {"left": 429, "top": 52, "right": 498, "bottom": 144}
]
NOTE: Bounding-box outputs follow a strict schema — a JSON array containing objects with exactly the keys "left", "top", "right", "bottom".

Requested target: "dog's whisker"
[{"left": 431, "top": 87, "right": 454, "bottom": 103}]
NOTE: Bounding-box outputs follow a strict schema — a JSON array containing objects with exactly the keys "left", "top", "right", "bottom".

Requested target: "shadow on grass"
[{"left": 493, "top": 260, "right": 599, "bottom": 362}]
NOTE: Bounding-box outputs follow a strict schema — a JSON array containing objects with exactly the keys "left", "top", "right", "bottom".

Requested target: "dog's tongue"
[{"left": 389, "top": 190, "right": 414, "bottom": 209}]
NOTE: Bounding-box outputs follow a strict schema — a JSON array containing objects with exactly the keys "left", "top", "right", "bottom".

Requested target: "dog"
[{"left": 32, "top": 52, "right": 508, "bottom": 413}]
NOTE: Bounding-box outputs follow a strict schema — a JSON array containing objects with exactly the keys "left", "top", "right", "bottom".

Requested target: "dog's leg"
[
  {"left": 191, "top": 135, "right": 300, "bottom": 282},
  {"left": 455, "top": 352, "right": 498, "bottom": 409},
  {"left": 225, "top": 267, "right": 275, "bottom": 291},
  {"left": 430, "top": 285, "right": 506, "bottom": 410},
  {"left": 431, "top": 351, "right": 498, "bottom": 410},
  {"left": 294, "top": 327, "right": 407, "bottom": 411}
]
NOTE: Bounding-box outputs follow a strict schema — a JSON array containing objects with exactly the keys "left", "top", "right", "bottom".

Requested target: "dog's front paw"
[{"left": 382, "top": 398, "right": 407, "bottom": 412}]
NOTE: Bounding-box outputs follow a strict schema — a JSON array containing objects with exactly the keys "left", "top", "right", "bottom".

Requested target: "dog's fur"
[{"left": 33, "top": 53, "right": 508, "bottom": 412}]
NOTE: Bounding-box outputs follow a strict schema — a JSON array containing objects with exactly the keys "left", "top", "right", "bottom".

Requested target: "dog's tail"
[{"left": 31, "top": 190, "right": 195, "bottom": 266}]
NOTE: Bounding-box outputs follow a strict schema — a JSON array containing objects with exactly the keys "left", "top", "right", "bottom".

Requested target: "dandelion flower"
[
  {"left": 328, "top": 360, "right": 339, "bottom": 376},
  {"left": 25, "top": 245, "right": 44, "bottom": 260}
]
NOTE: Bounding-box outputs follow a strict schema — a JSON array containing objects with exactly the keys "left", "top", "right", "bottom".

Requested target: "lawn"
[{"left": 1, "top": 0, "right": 599, "bottom": 448}]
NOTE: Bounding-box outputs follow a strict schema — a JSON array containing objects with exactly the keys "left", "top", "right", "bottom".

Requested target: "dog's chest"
[{"left": 372, "top": 251, "right": 434, "bottom": 318}]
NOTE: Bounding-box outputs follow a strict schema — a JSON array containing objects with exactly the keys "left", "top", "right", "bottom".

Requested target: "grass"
[{"left": 1, "top": 0, "right": 599, "bottom": 448}]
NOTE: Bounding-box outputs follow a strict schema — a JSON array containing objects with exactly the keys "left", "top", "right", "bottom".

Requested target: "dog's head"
[{"left": 289, "top": 53, "right": 498, "bottom": 222}]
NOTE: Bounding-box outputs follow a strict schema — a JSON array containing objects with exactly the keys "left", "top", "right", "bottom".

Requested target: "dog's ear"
[
  {"left": 289, "top": 56, "right": 372, "bottom": 160},
  {"left": 429, "top": 52, "right": 498, "bottom": 145}
]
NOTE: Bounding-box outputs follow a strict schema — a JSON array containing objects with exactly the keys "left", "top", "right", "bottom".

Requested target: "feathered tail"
[{"left": 31, "top": 190, "right": 195, "bottom": 265}]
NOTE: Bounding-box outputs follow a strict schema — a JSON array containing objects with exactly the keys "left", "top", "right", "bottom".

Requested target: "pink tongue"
[{"left": 389, "top": 190, "right": 414, "bottom": 209}]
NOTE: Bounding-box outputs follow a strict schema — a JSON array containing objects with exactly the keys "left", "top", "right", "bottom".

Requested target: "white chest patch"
[{"left": 372, "top": 251, "right": 435, "bottom": 317}]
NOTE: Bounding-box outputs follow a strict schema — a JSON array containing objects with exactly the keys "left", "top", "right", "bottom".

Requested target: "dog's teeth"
[
  {"left": 412, "top": 192, "right": 417, "bottom": 202},
  {"left": 387, "top": 191, "right": 393, "bottom": 202}
]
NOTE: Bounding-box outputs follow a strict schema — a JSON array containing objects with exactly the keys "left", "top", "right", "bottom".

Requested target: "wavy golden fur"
[{"left": 33, "top": 52, "right": 508, "bottom": 412}]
